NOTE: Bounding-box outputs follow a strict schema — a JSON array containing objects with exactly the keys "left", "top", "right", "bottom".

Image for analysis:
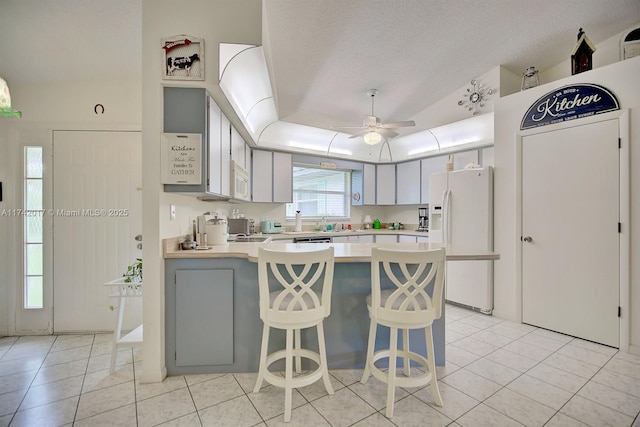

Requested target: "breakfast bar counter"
[{"left": 163, "top": 240, "right": 499, "bottom": 376}]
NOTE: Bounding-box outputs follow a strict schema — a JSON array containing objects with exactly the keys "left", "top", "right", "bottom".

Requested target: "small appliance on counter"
[
  {"left": 261, "top": 220, "right": 283, "bottom": 234},
  {"left": 197, "top": 212, "right": 228, "bottom": 245},
  {"left": 206, "top": 215, "right": 228, "bottom": 245},
  {"left": 228, "top": 218, "right": 253, "bottom": 235},
  {"left": 417, "top": 206, "right": 429, "bottom": 232}
]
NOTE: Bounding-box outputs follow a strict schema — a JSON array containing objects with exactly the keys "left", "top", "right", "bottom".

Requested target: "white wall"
[
  {"left": 493, "top": 56, "right": 640, "bottom": 354},
  {"left": 0, "top": 78, "right": 141, "bottom": 335},
  {"left": 541, "top": 27, "right": 635, "bottom": 87}
]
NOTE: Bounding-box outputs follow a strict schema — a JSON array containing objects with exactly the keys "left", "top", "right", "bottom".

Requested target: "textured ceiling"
[
  {"left": 263, "top": 0, "right": 640, "bottom": 136},
  {"left": 1, "top": 0, "right": 639, "bottom": 151},
  {"left": 0, "top": 0, "right": 142, "bottom": 84}
]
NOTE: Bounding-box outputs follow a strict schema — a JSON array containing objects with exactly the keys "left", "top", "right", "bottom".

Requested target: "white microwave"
[{"left": 231, "top": 160, "right": 250, "bottom": 201}]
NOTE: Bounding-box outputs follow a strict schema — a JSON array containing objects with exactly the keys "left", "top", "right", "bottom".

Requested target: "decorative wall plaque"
[
  {"left": 162, "top": 35, "right": 204, "bottom": 80},
  {"left": 161, "top": 133, "right": 202, "bottom": 184},
  {"left": 520, "top": 84, "right": 619, "bottom": 130}
]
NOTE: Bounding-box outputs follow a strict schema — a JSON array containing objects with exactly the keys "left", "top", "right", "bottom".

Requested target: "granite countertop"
[{"left": 164, "top": 237, "right": 499, "bottom": 262}]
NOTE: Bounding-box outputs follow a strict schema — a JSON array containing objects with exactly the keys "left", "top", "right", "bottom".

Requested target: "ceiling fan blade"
[
  {"left": 348, "top": 129, "right": 370, "bottom": 139},
  {"left": 332, "top": 125, "right": 366, "bottom": 130},
  {"left": 380, "top": 120, "right": 415, "bottom": 128},
  {"left": 376, "top": 128, "right": 399, "bottom": 138}
]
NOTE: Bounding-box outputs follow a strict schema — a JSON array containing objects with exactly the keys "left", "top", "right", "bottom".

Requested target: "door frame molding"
[{"left": 515, "top": 109, "right": 630, "bottom": 351}]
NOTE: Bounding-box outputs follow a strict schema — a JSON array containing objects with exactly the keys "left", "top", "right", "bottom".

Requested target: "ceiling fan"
[{"left": 333, "top": 89, "right": 415, "bottom": 145}]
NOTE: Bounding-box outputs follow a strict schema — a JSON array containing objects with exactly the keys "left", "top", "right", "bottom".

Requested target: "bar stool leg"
[
  {"left": 284, "top": 328, "right": 294, "bottom": 422},
  {"left": 294, "top": 328, "right": 302, "bottom": 374},
  {"left": 402, "top": 329, "right": 410, "bottom": 377},
  {"left": 360, "top": 320, "right": 377, "bottom": 384},
  {"left": 385, "top": 327, "right": 398, "bottom": 418},
  {"left": 425, "top": 326, "right": 443, "bottom": 406},
  {"left": 253, "top": 323, "right": 270, "bottom": 393},
  {"left": 316, "top": 321, "right": 334, "bottom": 394}
]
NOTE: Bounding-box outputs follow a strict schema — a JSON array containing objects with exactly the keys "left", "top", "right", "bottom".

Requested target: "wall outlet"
[{"left": 170, "top": 204, "right": 176, "bottom": 221}]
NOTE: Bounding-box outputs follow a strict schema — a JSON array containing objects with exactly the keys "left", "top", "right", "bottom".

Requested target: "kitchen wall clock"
[
  {"left": 458, "top": 79, "right": 492, "bottom": 116},
  {"left": 162, "top": 35, "right": 204, "bottom": 80}
]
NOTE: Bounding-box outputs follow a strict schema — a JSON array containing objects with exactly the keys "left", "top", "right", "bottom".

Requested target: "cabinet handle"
[{"left": 523, "top": 236, "right": 533, "bottom": 243}]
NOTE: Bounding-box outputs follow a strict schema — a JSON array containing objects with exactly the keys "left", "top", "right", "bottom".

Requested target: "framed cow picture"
[{"left": 162, "top": 35, "right": 204, "bottom": 80}]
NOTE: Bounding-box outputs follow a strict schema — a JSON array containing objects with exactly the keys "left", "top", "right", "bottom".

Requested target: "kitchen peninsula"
[{"left": 164, "top": 238, "right": 499, "bottom": 375}]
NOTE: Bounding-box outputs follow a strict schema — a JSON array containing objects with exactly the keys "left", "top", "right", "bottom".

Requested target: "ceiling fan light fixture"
[{"left": 363, "top": 131, "right": 382, "bottom": 145}]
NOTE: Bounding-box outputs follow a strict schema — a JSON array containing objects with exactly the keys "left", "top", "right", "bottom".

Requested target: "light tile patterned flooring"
[{"left": 1, "top": 304, "right": 640, "bottom": 426}]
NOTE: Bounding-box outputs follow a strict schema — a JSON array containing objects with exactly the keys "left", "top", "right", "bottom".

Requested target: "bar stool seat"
[
  {"left": 361, "top": 247, "right": 446, "bottom": 418},
  {"left": 253, "top": 246, "right": 335, "bottom": 423}
]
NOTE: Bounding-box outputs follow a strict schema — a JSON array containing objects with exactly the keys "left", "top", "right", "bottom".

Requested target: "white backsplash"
[{"left": 160, "top": 194, "right": 428, "bottom": 238}]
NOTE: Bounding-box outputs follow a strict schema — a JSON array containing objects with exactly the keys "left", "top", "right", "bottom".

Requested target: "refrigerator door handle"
[{"left": 443, "top": 189, "right": 451, "bottom": 245}]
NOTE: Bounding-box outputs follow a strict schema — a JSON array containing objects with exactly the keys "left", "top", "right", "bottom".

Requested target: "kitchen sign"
[
  {"left": 520, "top": 84, "right": 619, "bottom": 130},
  {"left": 161, "top": 133, "right": 202, "bottom": 184}
]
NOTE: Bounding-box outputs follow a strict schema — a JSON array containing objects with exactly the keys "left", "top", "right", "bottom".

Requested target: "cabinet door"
[
  {"left": 417, "top": 236, "right": 429, "bottom": 243},
  {"left": 376, "top": 235, "right": 397, "bottom": 243},
  {"left": 420, "top": 156, "right": 447, "bottom": 204},
  {"left": 175, "top": 269, "right": 233, "bottom": 366},
  {"left": 481, "top": 146, "right": 494, "bottom": 167},
  {"left": 208, "top": 96, "right": 223, "bottom": 195},
  {"left": 220, "top": 112, "right": 231, "bottom": 197},
  {"left": 231, "top": 125, "right": 245, "bottom": 168},
  {"left": 398, "top": 235, "right": 417, "bottom": 243},
  {"left": 376, "top": 164, "right": 396, "bottom": 205},
  {"left": 252, "top": 150, "right": 273, "bottom": 202},
  {"left": 245, "top": 143, "right": 251, "bottom": 176},
  {"left": 363, "top": 163, "right": 376, "bottom": 205},
  {"left": 163, "top": 87, "right": 208, "bottom": 194},
  {"left": 273, "top": 152, "right": 292, "bottom": 203},
  {"left": 453, "top": 150, "right": 479, "bottom": 170},
  {"left": 357, "top": 235, "right": 374, "bottom": 243},
  {"left": 396, "top": 160, "right": 421, "bottom": 205},
  {"left": 333, "top": 236, "right": 348, "bottom": 243}
]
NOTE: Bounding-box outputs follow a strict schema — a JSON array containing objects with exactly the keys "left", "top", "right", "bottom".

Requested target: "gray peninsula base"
[{"left": 165, "top": 257, "right": 445, "bottom": 376}]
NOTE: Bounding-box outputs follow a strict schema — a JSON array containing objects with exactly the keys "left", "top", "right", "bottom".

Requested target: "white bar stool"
[
  {"left": 360, "top": 247, "right": 446, "bottom": 418},
  {"left": 104, "top": 278, "right": 143, "bottom": 374},
  {"left": 253, "top": 246, "right": 335, "bottom": 423}
]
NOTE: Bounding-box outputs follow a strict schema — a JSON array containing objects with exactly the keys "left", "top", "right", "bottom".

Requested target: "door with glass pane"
[{"left": 53, "top": 131, "right": 142, "bottom": 332}]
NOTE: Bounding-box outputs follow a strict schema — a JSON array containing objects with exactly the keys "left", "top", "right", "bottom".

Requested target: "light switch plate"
[{"left": 170, "top": 204, "right": 176, "bottom": 220}]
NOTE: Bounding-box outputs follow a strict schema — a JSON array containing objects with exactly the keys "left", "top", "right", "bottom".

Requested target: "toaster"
[{"left": 261, "top": 220, "right": 283, "bottom": 234}]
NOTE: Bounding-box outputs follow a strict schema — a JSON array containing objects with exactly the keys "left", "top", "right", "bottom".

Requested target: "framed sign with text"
[
  {"left": 521, "top": 84, "right": 619, "bottom": 130},
  {"left": 161, "top": 133, "right": 202, "bottom": 184}
]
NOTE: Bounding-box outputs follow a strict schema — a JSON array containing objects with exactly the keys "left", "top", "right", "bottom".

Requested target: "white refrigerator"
[{"left": 429, "top": 167, "right": 494, "bottom": 314}]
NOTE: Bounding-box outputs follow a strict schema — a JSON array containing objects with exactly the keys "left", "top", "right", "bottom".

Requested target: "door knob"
[{"left": 523, "top": 236, "right": 533, "bottom": 243}]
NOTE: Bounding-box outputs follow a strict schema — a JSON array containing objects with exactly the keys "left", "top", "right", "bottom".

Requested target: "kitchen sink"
[{"left": 233, "top": 236, "right": 272, "bottom": 243}]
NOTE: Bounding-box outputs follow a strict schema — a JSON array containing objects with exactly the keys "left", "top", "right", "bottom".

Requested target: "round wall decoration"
[{"left": 458, "top": 79, "right": 492, "bottom": 116}]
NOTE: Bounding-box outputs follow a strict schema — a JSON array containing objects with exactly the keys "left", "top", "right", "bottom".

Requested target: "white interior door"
[
  {"left": 522, "top": 119, "right": 619, "bottom": 347},
  {"left": 53, "top": 131, "right": 142, "bottom": 332}
]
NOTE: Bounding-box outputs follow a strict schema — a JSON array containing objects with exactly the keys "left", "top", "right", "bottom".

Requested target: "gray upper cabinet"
[
  {"left": 363, "top": 163, "right": 376, "bottom": 205},
  {"left": 376, "top": 164, "right": 396, "bottom": 205},
  {"left": 420, "top": 156, "right": 447, "bottom": 204},
  {"left": 396, "top": 160, "right": 421, "bottom": 205},
  {"left": 251, "top": 150, "right": 292, "bottom": 203},
  {"left": 231, "top": 125, "right": 247, "bottom": 170},
  {"left": 163, "top": 87, "right": 230, "bottom": 198},
  {"left": 273, "top": 152, "right": 292, "bottom": 203}
]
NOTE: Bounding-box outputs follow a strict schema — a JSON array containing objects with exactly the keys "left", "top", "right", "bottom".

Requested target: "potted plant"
[
  {"left": 123, "top": 257, "right": 143, "bottom": 283},
  {"left": 108, "top": 258, "right": 142, "bottom": 312}
]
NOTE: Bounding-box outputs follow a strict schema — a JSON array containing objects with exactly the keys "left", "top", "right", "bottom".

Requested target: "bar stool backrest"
[
  {"left": 370, "top": 247, "right": 445, "bottom": 328},
  {"left": 258, "top": 247, "right": 335, "bottom": 329}
]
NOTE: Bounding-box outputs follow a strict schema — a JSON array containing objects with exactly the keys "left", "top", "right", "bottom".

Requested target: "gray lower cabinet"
[{"left": 175, "top": 269, "right": 233, "bottom": 366}]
